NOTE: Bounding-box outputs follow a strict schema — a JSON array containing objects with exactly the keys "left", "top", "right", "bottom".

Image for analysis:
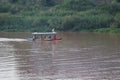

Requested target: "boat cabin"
[{"left": 32, "top": 32, "right": 61, "bottom": 41}]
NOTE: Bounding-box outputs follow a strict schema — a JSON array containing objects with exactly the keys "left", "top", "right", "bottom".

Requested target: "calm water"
[{"left": 0, "top": 32, "right": 120, "bottom": 80}]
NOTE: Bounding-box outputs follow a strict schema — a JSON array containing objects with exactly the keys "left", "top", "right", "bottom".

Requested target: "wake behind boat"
[
  {"left": 31, "top": 31, "right": 62, "bottom": 41},
  {"left": 0, "top": 38, "right": 27, "bottom": 42}
]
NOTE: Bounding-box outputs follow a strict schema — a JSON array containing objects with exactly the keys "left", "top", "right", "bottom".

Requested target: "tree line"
[{"left": 0, "top": 0, "right": 120, "bottom": 32}]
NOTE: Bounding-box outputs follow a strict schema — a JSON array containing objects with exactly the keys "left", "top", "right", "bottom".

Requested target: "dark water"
[{"left": 0, "top": 32, "right": 120, "bottom": 80}]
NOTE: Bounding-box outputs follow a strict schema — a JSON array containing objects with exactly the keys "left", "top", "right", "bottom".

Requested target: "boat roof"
[{"left": 32, "top": 32, "right": 57, "bottom": 35}]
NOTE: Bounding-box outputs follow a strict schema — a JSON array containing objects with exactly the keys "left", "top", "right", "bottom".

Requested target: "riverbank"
[
  {"left": 93, "top": 28, "right": 120, "bottom": 33},
  {"left": 1, "top": 28, "right": 120, "bottom": 34}
]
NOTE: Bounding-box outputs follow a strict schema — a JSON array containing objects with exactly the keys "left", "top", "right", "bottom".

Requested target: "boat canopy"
[{"left": 32, "top": 32, "right": 57, "bottom": 35}]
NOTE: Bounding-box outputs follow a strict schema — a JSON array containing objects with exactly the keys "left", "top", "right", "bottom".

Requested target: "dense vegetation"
[{"left": 0, "top": 0, "right": 120, "bottom": 32}]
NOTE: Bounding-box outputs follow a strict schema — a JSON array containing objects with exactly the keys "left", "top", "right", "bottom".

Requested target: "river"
[{"left": 0, "top": 32, "right": 120, "bottom": 80}]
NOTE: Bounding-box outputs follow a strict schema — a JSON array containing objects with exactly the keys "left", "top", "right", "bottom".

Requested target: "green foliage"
[
  {"left": 62, "top": 15, "right": 81, "bottom": 31},
  {"left": 48, "top": 17, "right": 63, "bottom": 30},
  {"left": 94, "top": 28, "right": 120, "bottom": 33},
  {"left": 61, "top": 12, "right": 113, "bottom": 31},
  {"left": 98, "top": 3, "right": 120, "bottom": 14},
  {"left": 10, "top": 0, "right": 18, "bottom": 3},
  {"left": 110, "top": 13, "right": 120, "bottom": 28},
  {"left": 0, "top": 3, "right": 12, "bottom": 13},
  {"left": 0, "top": 0, "right": 120, "bottom": 33},
  {"left": 112, "top": 0, "right": 120, "bottom": 3},
  {"left": 40, "top": 0, "right": 55, "bottom": 7},
  {"left": 57, "top": 0, "right": 95, "bottom": 11}
]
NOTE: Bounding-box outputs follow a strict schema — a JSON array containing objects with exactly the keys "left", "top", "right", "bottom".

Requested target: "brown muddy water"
[{"left": 0, "top": 32, "right": 120, "bottom": 80}]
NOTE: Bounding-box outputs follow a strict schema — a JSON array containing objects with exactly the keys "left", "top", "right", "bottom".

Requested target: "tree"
[
  {"left": 116, "top": 0, "right": 120, "bottom": 2},
  {"left": 10, "top": 0, "right": 18, "bottom": 3},
  {"left": 61, "top": 0, "right": 95, "bottom": 11},
  {"left": 40, "top": 0, "right": 55, "bottom": 7}
]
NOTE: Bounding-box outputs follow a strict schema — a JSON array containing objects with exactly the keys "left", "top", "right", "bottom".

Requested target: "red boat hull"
[
  {"left": 41, "top": 38, "right": 62, "bottom": 41},
  {"left": 31, "top": 38, "right": 62, "bottom": 42}
]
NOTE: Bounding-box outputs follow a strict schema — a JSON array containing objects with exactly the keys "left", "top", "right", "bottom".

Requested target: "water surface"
[{"left": 0, "top": 32, "right": 120, "bottom": 80}]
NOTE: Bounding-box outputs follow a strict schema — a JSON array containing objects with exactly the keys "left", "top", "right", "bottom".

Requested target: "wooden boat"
[{"left": 31, "top": 32, "right": 62, "bottom": 41}]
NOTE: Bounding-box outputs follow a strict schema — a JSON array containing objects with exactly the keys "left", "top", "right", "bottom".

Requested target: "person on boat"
[
  {"left": 53, "top": 34, "right": 57, "bottom": 40},
  {"left": 32, "top": 34, "right": 38, "bottom": 41},
  {"left": 53, "top": 34, "right": 62, "bottom": 40},
  {"left": 44, "top": 35, "right": 47, "bottom": 40},
  {"left": 48, "top": 35, "right": 53, "bottom": 40}
]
